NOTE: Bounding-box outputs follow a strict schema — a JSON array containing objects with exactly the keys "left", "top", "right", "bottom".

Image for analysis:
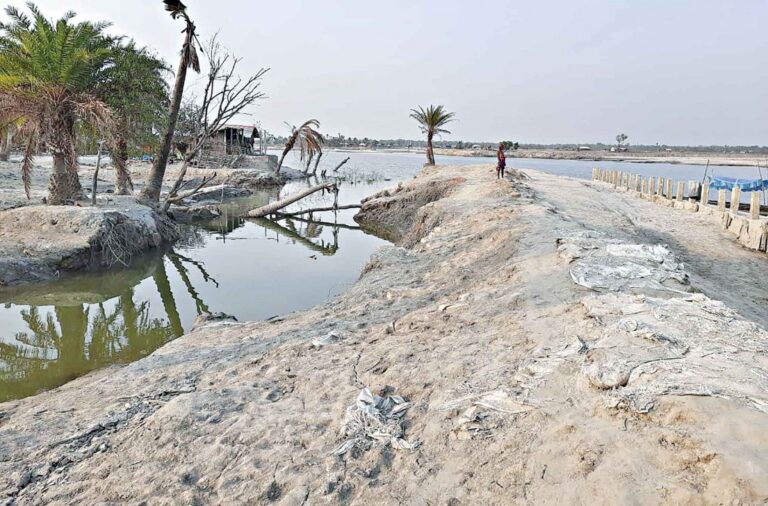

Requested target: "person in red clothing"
[{"left": 496, "top": 142, "right": 506, "bottom": 179}]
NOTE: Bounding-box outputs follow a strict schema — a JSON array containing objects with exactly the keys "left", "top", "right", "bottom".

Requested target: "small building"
[
  {"left": 210, "top": 124, "right": 262, "bottom": 156},
  {"left": 578, "top": 146, "right": 592, "bottom": 151},
  {"left": 197, "top": 123, "right": 266, "bottom": 168},
  {"left": 197, "top": 124, "right": 267, "bottom": 168}
]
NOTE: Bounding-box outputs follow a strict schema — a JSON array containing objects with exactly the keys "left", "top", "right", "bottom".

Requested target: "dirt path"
[
  {"left": 1, "top": 165, "right": 767, "bottom": 505},
  {"left": 526, "top": 169, "right": 768, "bottom": 328}
]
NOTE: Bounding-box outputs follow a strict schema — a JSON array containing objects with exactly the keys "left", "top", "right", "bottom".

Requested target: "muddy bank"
[
  {"left": 0, "top": 157, "right": 308, "bottom": 285},
  {"left": 0, "top": 198, "right": 178, "bottom": 287},
  {"left": 1, "top": 165, "right": 768, "bottom": 504}
]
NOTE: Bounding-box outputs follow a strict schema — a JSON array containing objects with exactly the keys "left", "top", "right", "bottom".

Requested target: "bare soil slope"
[{"left": 1, "top": 165, "right": 767, "bottom": 505}]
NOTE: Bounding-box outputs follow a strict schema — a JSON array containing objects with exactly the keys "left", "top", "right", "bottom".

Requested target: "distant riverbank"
[{"left": 281, "top": 146, "right": 766, "bottom": 168}]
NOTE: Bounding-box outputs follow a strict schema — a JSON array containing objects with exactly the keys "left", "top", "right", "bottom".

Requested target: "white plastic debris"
[
  {"left": 562, "top": 236, "right": 689, "bottom": 293},
  {"left": 311, "top": 331, "right": 343, "bottom": 348},
  {"left": 334, "top": 388, "right": 418, "bottom": 455}
]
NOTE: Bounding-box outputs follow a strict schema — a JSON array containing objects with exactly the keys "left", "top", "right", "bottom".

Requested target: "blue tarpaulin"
[{"left": 708, "top": 176, "right": 768, "bottom": 192}]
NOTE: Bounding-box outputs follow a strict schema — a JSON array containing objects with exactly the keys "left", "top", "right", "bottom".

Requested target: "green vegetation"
[
  {"left": 93, "top": 41, "right": 169, "bottom": 195},
  {"left": 409, "top": 105, "right": 455, "bottom": 165},
  {"left": 0, "top": 3, "right": 115, "bottom": 203}
]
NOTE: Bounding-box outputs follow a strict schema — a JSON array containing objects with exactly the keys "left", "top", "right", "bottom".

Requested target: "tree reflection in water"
[{"left": 0, "top": 212, "right": 349, "bottom": 402}]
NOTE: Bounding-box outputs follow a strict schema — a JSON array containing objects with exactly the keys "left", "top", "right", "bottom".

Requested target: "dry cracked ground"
[{"left": 2, "top": 165, "right": 768, "bottom": 505}]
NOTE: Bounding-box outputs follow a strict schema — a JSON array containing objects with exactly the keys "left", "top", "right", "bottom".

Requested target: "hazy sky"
[{"left": 13, "top": 1, "right": 768, "bottom": 145}]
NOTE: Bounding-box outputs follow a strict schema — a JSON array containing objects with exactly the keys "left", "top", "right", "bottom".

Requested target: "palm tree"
[
  {"left": 139, "top": 0, "right": 200, "bottom": 203},
  {"left": 409, "top": 105, "right": 455, "bottom": 165},
  {"left": 94, "top": 41, "right": 170, "bottom": 195},
  {"left": 276, "top": 119, "right": 324, "bottom": 174},
  {"left": 0, "top": 4, "right": 114, "bottom": 204}
]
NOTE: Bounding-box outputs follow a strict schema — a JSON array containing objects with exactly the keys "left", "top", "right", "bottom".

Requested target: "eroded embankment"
[
  {"left": 1, "top": 164, "right": 768, "bottom": 505},
  {"left": 0, "top": 197, "right": 178, "bottom": 286}
]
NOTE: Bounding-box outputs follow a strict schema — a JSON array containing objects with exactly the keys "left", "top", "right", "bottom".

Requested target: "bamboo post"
[
  {"left": 731, "top": 187, "right": 742, "bottom": 215},
  {"left": 636, "top": 174, "right": 642, "bottom": 192},
  {"left": 666, "top": 179, "right": 673, "bottom": 200},
  {"left": 641, "top": 178, "right": 648, "bottom": 195},
  {"left": 701, "top": 183, "right": 710, "bottom": 207},
  {"left": 750, "top": 191, "right": 761, "bottom": 220},
  {"left": 676, "top": 181, "right": 685, "bottom": 202},
  {"left": 717, "top": 189, "right": 727, "bottom": 211},
  {"left": 688, "top": 181, "right": 700, "bottom": 202},
  {"left": 649, "top": 178, "right": 656, "bottom": 196},
  {"left": 657, "top": 177, "right": 664, "bottom": 196}
]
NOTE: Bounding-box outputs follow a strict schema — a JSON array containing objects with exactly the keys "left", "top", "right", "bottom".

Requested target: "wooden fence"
[{"left": 592, "top": 168, "right": 768, "bottom": 252}]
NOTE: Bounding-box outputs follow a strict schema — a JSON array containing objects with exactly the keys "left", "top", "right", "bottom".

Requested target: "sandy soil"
[
  {"left": 1, "top": 165, "right": 768, "bottom": 504},
  {"left": 0, "top": 158, "right": 302, "bottom": 211}
]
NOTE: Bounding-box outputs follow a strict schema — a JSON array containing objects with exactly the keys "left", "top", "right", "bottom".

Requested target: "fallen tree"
[
  {"left": 277, "top": 204, "right": 361, "bottom": 217},
  {"left": 247, "top": 183, "right": 337, "bottom": 218}
]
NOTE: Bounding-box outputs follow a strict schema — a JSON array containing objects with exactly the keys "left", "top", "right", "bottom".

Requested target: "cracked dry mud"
[{"left": 1, "top": 165, "right": 768, "bottom": 505}]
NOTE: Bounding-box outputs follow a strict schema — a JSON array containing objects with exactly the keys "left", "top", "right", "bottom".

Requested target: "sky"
[{"left": 11, "top": 0, "right": 768, "bottom": 145}]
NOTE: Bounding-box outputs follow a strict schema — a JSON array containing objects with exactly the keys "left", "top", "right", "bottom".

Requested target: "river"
[{"left": 0, "top": 151, "right": 756, "bottom": 401}]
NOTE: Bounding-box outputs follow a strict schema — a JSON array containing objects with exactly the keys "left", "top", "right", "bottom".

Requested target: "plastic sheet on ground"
[
  {"left": 334, "top": 388, "right": 418, "bottom": 456},
  {"left": 581, "top": 292, "right": 768, "bottom": 414},
  {"left": 561, "top": 235, "right": 689, "bottom": 293}
]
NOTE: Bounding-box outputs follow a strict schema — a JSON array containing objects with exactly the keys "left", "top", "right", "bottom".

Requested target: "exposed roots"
[{"left": 91, "top": 211, "right": 180, "bottom": 267}]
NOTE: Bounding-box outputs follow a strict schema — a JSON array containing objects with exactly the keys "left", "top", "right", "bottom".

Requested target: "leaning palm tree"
[
  {"left": 276, "top": 119, "right": 324, "bottom": 174},
  {"left": 409, "top": 105, "right": 455, "bottom": 165},
  {"left": 140, "top": 0, "right": 200, "bottom": 203},
  {"left": 0, "top": 4, "right": 114, "bottom": 204}
]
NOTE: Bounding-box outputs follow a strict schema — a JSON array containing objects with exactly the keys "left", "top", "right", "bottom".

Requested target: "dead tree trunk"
[
  {"left": 312, "top": 151, "right": 323, "bottom": 176},
  {"left": 277, "top": 204, "right": 361, "bottom": 217},
  {"left": 247, "top": 183, "right": 336, "bottom": 218},
  {"left": 304, "top": 152, "right": 314, "bottom": 175},
  {"left": 91, "top": 141, "right": 103, "bottom": 205},
  {"left": 333, "top": 157, "right": 350, "bottom": 173}
]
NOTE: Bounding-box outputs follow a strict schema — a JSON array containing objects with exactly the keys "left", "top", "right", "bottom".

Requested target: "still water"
[{"left": 0, "top": 151, "right": 755, "bottom": 401}]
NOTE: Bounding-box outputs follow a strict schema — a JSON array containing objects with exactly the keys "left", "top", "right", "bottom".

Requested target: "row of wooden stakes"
[{"left": 591, "top": 168, "right": 765, "bottom": 220}]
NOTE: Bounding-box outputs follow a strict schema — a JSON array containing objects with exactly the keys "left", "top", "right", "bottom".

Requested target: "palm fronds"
[
  {"left": 276, "top": 119, "right": 325, "bottom": 174},
  {"left": 0, "top": 4, "right": 115, "bottom": 203},
  {"left": 410, "top": 104, "right": 455, "bottom": 165},
  {"left": 409, "top": 105, "right": 455, "bottom": 135},
  {"left": 21, "top": 130, "right": 37, "bottom": 198},
  {"left": 163, "top": 0, "right": 188, "bottom": 19}
]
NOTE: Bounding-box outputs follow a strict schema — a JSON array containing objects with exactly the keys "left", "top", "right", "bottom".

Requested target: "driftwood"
[
  {"left": 165, "top": 172, "right": 218, "bottom": 204},
  {"left": 333, "top": 157, "right": 351, "bottom": 172},
  {"left": 247, "top": 183, "right": 337, "bottom": 218},
  {"left": 277, "top": 204, "right": 361, "bottom": 217}
]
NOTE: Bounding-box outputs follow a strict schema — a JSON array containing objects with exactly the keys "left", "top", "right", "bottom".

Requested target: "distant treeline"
[{"left": 265, "top": 135, "right": 768, "bottom": 154}]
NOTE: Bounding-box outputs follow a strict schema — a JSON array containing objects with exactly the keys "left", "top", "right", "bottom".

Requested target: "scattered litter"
[
  {"left": 557, "top": 243, "right": 583, "bottom": 263},
  {"left": 443, "top": 390, "right": 534, "bottom": 440},
  {"left": 311, "top": 331, "right": 343, "bottom": 348},
  {"left": 560, "top": 235, "right": 690, "bottom": 294},
  {"left": 334, "top": 388, "right": 418, "bottom": 456},
  {"left": 438, "top": 303, "right": 468, "bottom": 313}
]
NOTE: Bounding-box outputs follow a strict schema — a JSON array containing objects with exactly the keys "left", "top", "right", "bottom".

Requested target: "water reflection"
[{"left": 0, "top": 211, "right": 363, "bottom": 402}]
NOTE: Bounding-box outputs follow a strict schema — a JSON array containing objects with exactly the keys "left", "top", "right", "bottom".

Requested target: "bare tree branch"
[{"left": 163, "top": 35, "right": 269, "bottom": 211}]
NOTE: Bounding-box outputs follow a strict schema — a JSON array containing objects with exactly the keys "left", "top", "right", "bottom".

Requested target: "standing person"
[{"left": 496, "top": 142, "right": 507, "bottom": 179}]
